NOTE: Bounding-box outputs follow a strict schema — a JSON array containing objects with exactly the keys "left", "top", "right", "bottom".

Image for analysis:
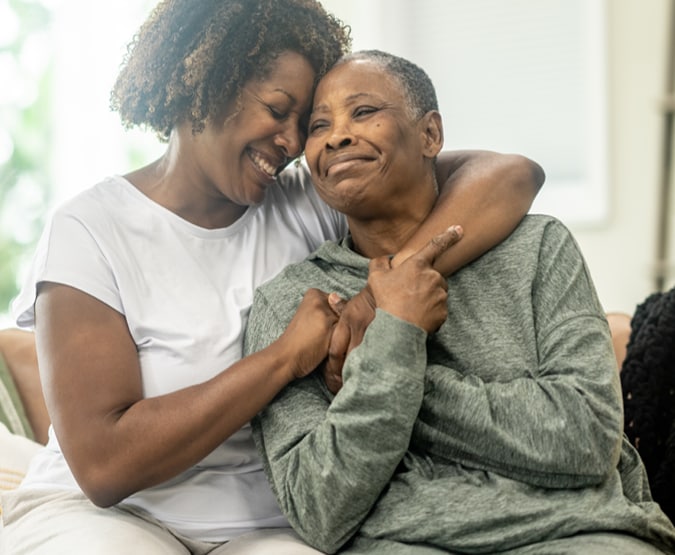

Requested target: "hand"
[
  {"left": 279, "top": 288, "right": 339, "bottom": 380},
  {"left": 322, "top": 288, "right": 376, "bottom": 394},
  {"left": 368, "top": 225, "right": 462, "bottom": 334}
]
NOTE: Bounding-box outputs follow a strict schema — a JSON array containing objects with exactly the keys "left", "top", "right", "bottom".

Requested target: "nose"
[
  {"left": 274, "top": 120, "right": 304, "bottom": 159},
  {"left": 325, "top": 121, "right": 354, "bottom": 150},
  {"left": 327, "top": 136, "right": 353, "bottom": 150}
]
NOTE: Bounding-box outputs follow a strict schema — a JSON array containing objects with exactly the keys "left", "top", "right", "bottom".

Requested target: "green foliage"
[{"left": 0, "top": 0, "right": 53, "bottom": 316}]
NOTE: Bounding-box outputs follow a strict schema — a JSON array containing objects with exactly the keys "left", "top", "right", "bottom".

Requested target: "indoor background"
[{"left": 0, "top": 0, "right": 673, "bottom": 325}]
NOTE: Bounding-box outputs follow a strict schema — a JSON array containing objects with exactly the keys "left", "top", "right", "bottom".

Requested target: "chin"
[{"left": 247, "top": 189, "right": 268, "bottom": 206}]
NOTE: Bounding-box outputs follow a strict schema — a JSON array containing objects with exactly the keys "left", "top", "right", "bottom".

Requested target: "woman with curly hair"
[{"left": 1, "top": 0, "right": 543, "bottom": 553}]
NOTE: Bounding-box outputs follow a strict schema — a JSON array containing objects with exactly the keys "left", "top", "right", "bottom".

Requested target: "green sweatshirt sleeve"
[
  {"left": 415, "top": 218, "right": 623, "bottom": 489},
  {"left": 250, "top": 302, "right": 428, "bottom": 554}
]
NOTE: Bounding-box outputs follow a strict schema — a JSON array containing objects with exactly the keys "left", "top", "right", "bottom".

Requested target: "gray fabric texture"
[{"left": 245, "top": 215, "right": 675, "bottom": 554}]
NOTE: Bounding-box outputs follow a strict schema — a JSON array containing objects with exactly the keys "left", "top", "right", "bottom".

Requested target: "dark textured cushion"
[{"left": 621, "top": 285, "right": 675, "bottom": 523}]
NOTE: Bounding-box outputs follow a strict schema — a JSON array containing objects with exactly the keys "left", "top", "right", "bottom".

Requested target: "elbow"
[
  {"left": 588, "top": 400, "right": 625, "bottom": 476},
  {"left": 313, "top": 537, "right": 346, "bottom": 554},
  {"left": 80, "top": 478, "right": 127, "bottom": 509},
  {"left": 81, "top": 484, "right": 124, "bottom": 509},
  {"left": 71, "top": 461, "right": 130, "bottom": 508},
  {"left": 507, "top": 153, "right": 546, "bottom": 197},
  {"left": 526, "top": 155, "right": 546, "bottom": 193},
  {"left": 280, "top": 500, "right": 358, "bottom": 554},
  {"left": 290, "top": 521, "right": 350, "bottom": 555},
  {"left": 87, "top": 492, "right": 121, "bottom": 509},
  {"left": 276, "top": 481, "right": 365, "bottom": 553},
  {"left": 566, "top": 422, "right": 623, "bottom": 486},
  {"left": 591, "top": 424, "right": 624, "bottom": 478},
  {"left": 476, "top": 152, "right": 545, "bottom": 219}
]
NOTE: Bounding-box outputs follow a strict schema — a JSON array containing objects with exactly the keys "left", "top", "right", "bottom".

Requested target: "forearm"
[
  {"left": 45, "top": 338, "right": 296, "bottom": 507},
  {"left": 36, "top": 280, "right": 339, "bottom": 507},
  {"left": 419, "top": 315, "right": 622, "bottom": 488},
  {"left": 394, "top": 150, "right": 545, "bottom": 275},
  {"left": 254, "top": 311, "right": 427, "bottom": 553}
]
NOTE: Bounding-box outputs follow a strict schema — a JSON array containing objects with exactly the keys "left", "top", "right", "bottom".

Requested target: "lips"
[
  {"left": 247, "top": 148, "right": 285, "bottom": 179},
  {"left": 323, "top": 152, "right": 376, "bottom": 177}
]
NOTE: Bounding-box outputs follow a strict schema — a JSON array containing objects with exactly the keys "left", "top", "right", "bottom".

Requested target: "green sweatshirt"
[{"left": 245, "top": 215, "right": 675, "bottom": 554}]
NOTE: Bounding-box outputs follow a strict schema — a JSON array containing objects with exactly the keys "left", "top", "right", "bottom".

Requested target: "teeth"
[{"left": 250, "top": 151, "right": 277, "bottom": 177}]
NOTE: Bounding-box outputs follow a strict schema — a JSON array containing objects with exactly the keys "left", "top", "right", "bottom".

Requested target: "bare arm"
[
  {"left": 35, "top": 283, "right": 337, "bottom": 507},
  {"left": 394, "top": 150, "right": 545, "bottom": 273}
]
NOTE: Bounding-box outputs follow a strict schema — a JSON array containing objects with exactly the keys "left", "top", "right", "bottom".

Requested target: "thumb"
[
  {"left": 328, "top": 292, "right": 347, "bottom": 316},
  {"left": 413, "top": 225, "right": 463, "bottom": 266}
]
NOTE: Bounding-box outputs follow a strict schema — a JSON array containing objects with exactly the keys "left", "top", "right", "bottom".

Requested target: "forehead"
[
  {"left": 314, "top": 59, "right": 405, "bottom": 107},
  {"left": 249, "top": 51, "right": 316, "bottom": 101}
]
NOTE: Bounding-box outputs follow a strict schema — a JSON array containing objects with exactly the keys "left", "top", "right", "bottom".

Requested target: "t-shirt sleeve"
[{"left": 12, "top": 205, "right": 122, "bottom": 329}]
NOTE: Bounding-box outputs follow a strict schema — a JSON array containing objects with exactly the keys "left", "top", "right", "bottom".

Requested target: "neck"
[
  {"left": 347, "top": 178, "right": 438, "bottom": 259},
  {"left": 125, "top": 126, "right": 247, "bottom": 229},
  {"left": 348, "top": 217, "right": 427, "bottom": 259}
]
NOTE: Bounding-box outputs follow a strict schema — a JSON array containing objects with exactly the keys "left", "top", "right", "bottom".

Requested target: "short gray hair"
[{"left": 336, "top": 49, "right": 438, "bottom": 119}]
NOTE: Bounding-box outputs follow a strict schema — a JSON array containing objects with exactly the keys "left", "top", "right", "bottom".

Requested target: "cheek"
[{"left": 304, "top": 141, "right": 321, "bottom": 175}]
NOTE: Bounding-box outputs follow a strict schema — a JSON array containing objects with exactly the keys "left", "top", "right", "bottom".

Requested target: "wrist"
[{"left": 258, "top": 341, "right": 298, "bottom": 387}]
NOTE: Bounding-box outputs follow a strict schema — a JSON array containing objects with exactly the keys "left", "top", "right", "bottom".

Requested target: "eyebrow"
[{"left": 272, "top": 88, "right": 296, "bottom": 104}]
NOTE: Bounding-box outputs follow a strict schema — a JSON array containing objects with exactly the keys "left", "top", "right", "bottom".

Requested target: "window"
[{"left": 323, "top": 0, "right": 609, "bottom": 225}]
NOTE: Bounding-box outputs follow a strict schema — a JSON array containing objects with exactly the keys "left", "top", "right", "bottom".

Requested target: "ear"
[{"left": 419, "top": 110, "right": 443, "bottom": 159}]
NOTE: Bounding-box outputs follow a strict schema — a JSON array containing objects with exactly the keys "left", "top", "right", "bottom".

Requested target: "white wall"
[
  {"left": 4, "top": 1, "right": 672, "bottom": 324},
  {"left": 322, "top": 0, "right": 675, "bottom": 315},
  {"left": 573, "top": 0, "right": 674, "bottom": 314}
]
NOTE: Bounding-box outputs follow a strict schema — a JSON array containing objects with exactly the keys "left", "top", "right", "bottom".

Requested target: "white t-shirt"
[{"left": 11, "top": 164, "right": 347, "bottom": 541}]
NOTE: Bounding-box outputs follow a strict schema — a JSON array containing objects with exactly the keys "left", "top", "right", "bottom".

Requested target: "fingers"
[
  {"left": 322, "top": 364, "right": 343, "bottom": 395},
  {"left": 413, "top": 225, "right": 463, "bottom": 266},
  {"left": 328, "top": 292, "right": 347, "bottom": 316},
  {"left": 322, "top": 288, "right": 376, "bottom": 395},
  {"left": 324, "top": 318, "right": 348, "bottom": 394},
  {"left": 284, "top": 288, "right": 343, "bottom": 380},
  {"left": 327, "top": 318, "right": 349, "bottom": 370}
]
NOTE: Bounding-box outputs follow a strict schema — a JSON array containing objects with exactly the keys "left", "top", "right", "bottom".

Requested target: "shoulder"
[
  {"left": 254, "top": 257, "right": 318, "bottom": 309},
  {"left": 50, "top": 176, "right": 130, "bottom": 226},
  {"left": 251, "top": 241, "right": 345, "bottom": 316},
  {"left": 272, "top": 162, "right": 345, "bottom": 227},
  {"left": 466, "top": 214, "right": 587, "bottom": 291},
  {"left": 491, "top": 214, "right": 579, "bottom": 260},
  {"left": 270, "top": 161, "right": 315, "bottom": 206},
  {"left": 275, "top": 160, "right": 313, "bottom": 188},
  {"left": 245, "top": 257, "right": 322, "bottom": 354},
  {"left": 510, "top": 213, "right": 572, "bottom": 241}
]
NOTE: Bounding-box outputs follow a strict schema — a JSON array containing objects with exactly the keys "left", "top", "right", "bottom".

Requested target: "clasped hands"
[{"left": 321, "top": 225, "right": 463, "bottom": 394}]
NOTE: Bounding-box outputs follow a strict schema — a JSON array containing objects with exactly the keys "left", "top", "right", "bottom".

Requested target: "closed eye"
[
  {"left": 308, "top": 119, "right": 329, "bottom": 134},
  {"left": 268, "top": 106, "right": 289, "bottom": 121},
  {"left": 354, "top": 105, "right": 378, "bottom": 118}
]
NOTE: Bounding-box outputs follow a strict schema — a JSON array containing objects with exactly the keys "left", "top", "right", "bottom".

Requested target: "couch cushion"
[{"left": 0, "top": 354, "right": 33, "bottom": 441}]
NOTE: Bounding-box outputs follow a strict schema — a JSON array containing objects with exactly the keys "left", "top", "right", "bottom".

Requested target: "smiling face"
[
  {"left": 305, "top": 58, "right": 441, "bottom": 222},
  {"left": 190, "top": 50, "right": 316, "bottom": 207}
]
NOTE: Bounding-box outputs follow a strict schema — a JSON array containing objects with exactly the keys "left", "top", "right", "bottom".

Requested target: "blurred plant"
[{"left": 0, "top": 0, "right": 54, "bottom": 316}]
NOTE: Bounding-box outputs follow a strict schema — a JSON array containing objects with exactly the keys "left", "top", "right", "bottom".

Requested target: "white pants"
[{"left": 1, "top": 488, "right": 324, "bottom": 555}]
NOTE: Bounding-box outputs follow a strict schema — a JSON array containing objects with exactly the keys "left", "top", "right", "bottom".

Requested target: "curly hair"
[{"left": 110, "top": 0, "right": 351, "bottom": 141}]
